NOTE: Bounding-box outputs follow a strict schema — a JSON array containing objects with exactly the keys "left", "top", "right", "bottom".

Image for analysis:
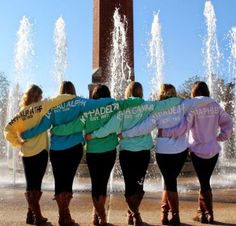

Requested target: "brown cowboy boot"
[
  {"left": 202, "top": 190, "right": 214, "bottom": 224},
  {"left": 25, "top": 191, "right": 48, "bottom": 225},
  {"left": 160, "top": 191, "right": 170, "bottom": 225},
  {"left": 92, "top": 196, "right": 107, "bottom": 225},
  {"left": 55, "top": 192, "right": 75, "bottom": 226},
  {"left": 24, "top": 192, "right": 34, "bottom": 225},
  {"left": 166, "top": 191, "right": 180, "bottom": 226},
  {"left": 92, "top": 206, "right": 99, "bottom": 225},
  {"left": 126, "top": 192, "right": 145, "bottom": 226},
  {"left": 193, "top": 190, "right": 207, "bottom": 223},
  {"left": 127, "top": 209, "right": 134, "bottom": 225}
]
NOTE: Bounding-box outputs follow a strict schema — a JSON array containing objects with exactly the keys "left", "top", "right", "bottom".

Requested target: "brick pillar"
[{"left": 89, "top": 0, "right": 134, "bottom": 97}]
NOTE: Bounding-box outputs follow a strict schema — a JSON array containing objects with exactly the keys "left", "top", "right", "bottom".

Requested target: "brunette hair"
[
  {"left": 91, "top": 84, "right": 111, "bottom": 99},
  {"left": 59, "top": 81, "right": 76, "bottom": 95},
  {"left": 158, "top": 84, "right": 177, "bottom": 100},
  {"left": 125, "top": 81, "right": 143, "bottom": 98},
  {"left": 19, "top": 84, "right": 43, "bottom": 107},
  {"left": 191, "top": 81, "right": 210, "bottom": 97}
]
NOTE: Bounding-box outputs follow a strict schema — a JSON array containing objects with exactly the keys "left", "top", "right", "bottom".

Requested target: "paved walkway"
[{"left": 0, "top": 186, "right": 236, "bottom": 226}]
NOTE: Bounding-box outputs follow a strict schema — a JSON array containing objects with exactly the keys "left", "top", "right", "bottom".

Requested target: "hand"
[
  {"left": 20, "top": 140, "right": 26, "bottom": 145},
  {"left": 85, "top": 133, "right": 92, "bottom": 141},
  {"left": 158, "top": 129, "right": 163, "bottom": 137},
  {"left": 118, "top": 133, "right": 123, "bottom": 139}
]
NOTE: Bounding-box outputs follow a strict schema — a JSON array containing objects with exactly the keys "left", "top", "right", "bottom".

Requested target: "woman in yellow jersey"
[{"left": 4, "top": 84, "right": 74, "bottom": 225}]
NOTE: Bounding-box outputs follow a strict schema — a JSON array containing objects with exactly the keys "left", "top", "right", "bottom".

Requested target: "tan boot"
[
  {"left": 160, "top": 191, "right": 170, "bottom": 225},
  {"left": 92, "top": 196, "right": 107, "bottom": 225},
  {"left": 166, "top": 191, "right": 180, "bottom": 226},
  {"left": 55, "top": 192, "right": 75, "bottom": 226},
  {"left": 201, "top": 190, "right": 214, "bottom": 224},
  {"left": 193, "top": 190, "right": 207, "bottom": 223},
  {"left": 126, "top": 192, "right": 145, "bottom": 226},
  {"left": 127, "top": 209, "right": 134, "bottom": 225},
  {"left": 25, "top": 191, "right": 48, "bottom": 225},
  {"left": 92, "top": 207, "right": 99, "bottom": 225}
]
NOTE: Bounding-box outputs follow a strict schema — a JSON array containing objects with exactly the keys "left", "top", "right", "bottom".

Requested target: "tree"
[{"left": 0, "top": 72, "right": 10, "bottom": 155}]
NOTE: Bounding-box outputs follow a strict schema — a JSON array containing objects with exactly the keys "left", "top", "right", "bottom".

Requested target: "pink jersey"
[{"left": 162, "top": 101, "right": 233, "bottom": 159}]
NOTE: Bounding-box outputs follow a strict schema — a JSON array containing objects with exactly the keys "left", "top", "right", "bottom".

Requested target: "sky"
[{"left": 0, "top": 0, "right": 236, "bottom": 99}]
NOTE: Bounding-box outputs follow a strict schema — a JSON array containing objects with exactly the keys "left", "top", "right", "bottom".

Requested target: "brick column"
[{"left": 89, "top": 0, "right": 134, "bottom": 97}]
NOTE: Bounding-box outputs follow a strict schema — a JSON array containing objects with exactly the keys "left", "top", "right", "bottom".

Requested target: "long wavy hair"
[
  {"left": 19, "top": 84, "right": 43, "bottom": 108},
  {"left": 158, "top": 84, "right": 177, "bottom": 100}
]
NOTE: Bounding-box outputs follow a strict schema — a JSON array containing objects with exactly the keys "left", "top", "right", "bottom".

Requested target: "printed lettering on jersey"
[{"left": 9, "top": 105, "right": 43, "bottom": 125}]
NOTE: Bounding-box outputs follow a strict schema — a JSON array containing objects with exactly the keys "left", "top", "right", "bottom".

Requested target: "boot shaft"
[
  {"left": 161, "top": 191, "right": 170, "bottom": 225},
  {"left": 166, "top": 191, "right": 180, "bottom": 225},
  {"left": 92, "top": 196, "right": 107, "bottom": 225},
  {"left": 25, "top": 191, "right": 47, "bottom": 225},
  {"left": 55, "top": 192, "right": 75, "bottom": 226}
]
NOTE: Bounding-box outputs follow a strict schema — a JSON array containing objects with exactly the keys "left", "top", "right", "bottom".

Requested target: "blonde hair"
[
  {"left": 159, "top": 84, "right": 177, "bottom": 100},
  {"left": 19, "top": 84, "right": 43, "bottom": 108},
  {"left": 59, "top": 81, "right": 76, "bottom": 95},
  {"left": 125, "top": 81, "right": 143, "bottom": 99}
]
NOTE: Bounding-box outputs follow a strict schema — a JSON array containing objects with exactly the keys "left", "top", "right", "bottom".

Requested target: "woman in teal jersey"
[{"left": 86, "top": 82, "right": 153, "bottom": 226}]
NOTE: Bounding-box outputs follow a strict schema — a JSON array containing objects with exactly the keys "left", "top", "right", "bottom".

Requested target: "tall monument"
[{"left": 90, "top": 0, "right": 134, "bottom": 96}]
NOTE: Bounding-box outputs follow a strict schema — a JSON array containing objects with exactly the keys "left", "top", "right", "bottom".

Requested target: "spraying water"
[
  {"left": 149, "top": 12, "right": 165, "bottom": 98},
  {"left": 109, "top": 8, "right": 132, "bottom": 99},
  {"left": 203, "top": 0, "right": 221, "bottom": 99},
  {"left": 5, "top": 16, "right": 34, "bottom": 184},
  {"left": 227, "top": 27, "right": 236, "bottom": 165},
  {"left": 53, "top": 17, "right": 68, "bottom": 87},
  {"left": 228, "top": 27, "right": 236, "bottom": 82}
]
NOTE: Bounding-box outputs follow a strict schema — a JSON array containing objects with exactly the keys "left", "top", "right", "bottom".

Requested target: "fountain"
[
  {"left": 109, "top": 8, "right": 132, "bottom": 99},
  {"left": 149, "top": 11, "right": 165, "bottom": 98},
  {"left": 203, "top": 0, "right": 221, "bottom": 100},
  {"left": 53, "top": 16, "right": 68, "bottom": 88},
  {"left": 1, "top": 0, "right": 236, "bottom": 193},
  {"left": 1, "top": 16, "right": 34, "bottom": 186},
  {"left": 201, "top": 1, "right": 236, "bottom": 188}
]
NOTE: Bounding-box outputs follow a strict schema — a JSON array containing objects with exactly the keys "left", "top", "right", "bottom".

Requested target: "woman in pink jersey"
[{"left": 160, "top": 81, "right": 233, "bottom": 224}]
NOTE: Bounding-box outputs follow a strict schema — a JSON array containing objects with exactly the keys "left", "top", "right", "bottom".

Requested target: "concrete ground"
[{"left": 0, "top": 186, "right": 236, "bottom": 226}]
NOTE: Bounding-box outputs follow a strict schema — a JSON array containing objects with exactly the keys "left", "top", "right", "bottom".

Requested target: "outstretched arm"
[
  {"left": 154, "top": 97, "right": 182, "bottom": 112},
  {"left": 52, "top": 116, "right": 85, "bottom": 136},
  {"left": 122, "top": 114, "right": 157, "bottom": 138},
  {"left": 91, "top": 114, "right": 122, "bottom": 139},
  {"left": 161, "top": 112, "right": 194, "bottom": 138},
  {"left": 21, "top": 116, "right": 51, "bottom": 139}
]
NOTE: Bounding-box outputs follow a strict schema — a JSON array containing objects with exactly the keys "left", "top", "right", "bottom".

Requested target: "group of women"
[{"left": 4, "top": 80, "right": 233, "bottom": 226}]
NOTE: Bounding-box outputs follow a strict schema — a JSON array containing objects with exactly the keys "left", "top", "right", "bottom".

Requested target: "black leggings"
[
  {"left": 191, "top": 152, "right": 219, "bottom": 192},
  {"left": 50, "top": 143, "right": 83, "bottom": 194},
  {"left": 86, "top": 149, "right": 116, "bottom": 198},
  {"left": 156, "top": 149, "right": 188, "bottom": 192},
  {"left": 119, "top": 150, "right": 150, "bottom": 197},
  {"left": 22, "top": 149, "right": 48, "bottom": 191}
]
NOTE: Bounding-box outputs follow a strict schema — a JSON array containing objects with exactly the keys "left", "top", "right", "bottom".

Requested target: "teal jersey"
[{"left": 91, "top": 97, "right": 182, "bottom": 151}]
